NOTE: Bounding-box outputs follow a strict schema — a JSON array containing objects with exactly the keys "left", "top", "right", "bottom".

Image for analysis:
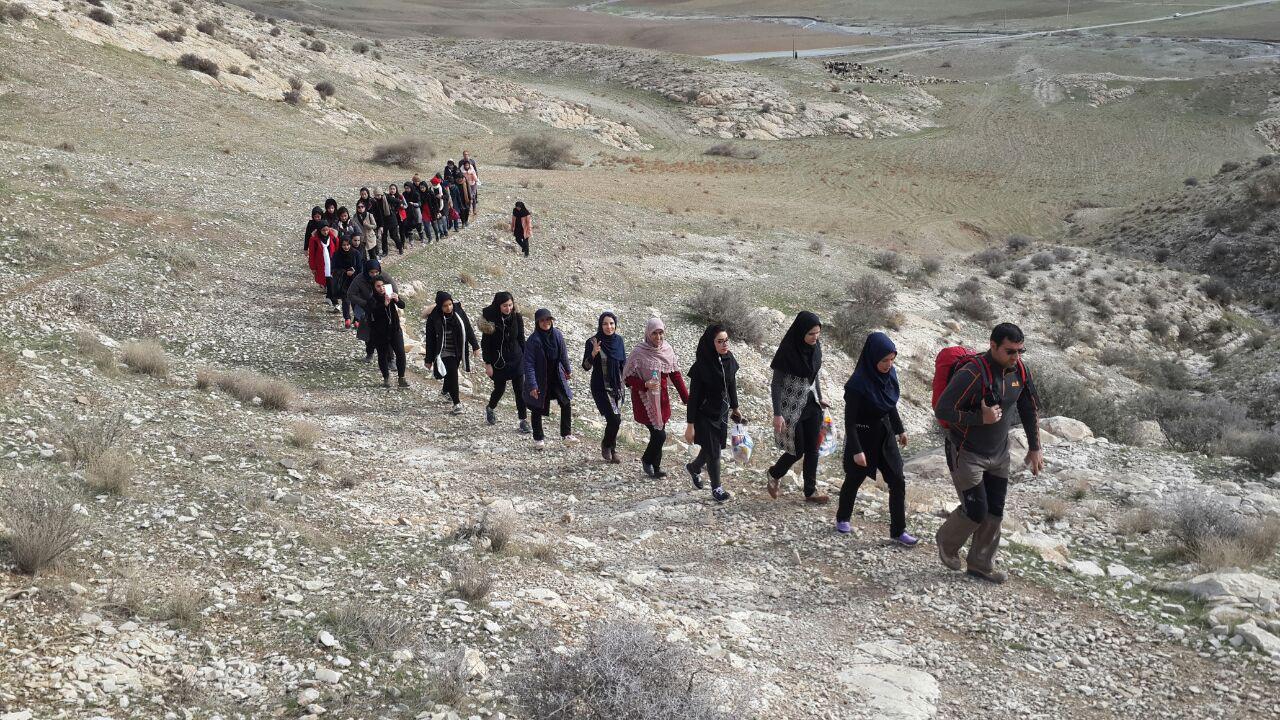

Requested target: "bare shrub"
[
  {"left": 420, "top": 648, "right": 470, "bottom": 705},
  {"left": 352, "top": 40, "right": 370, "bottom": 54},
  {"left": 156, "top": 26, "right": 186, "bottom": 42},
  {"left": 73, "top": 329, "right": 115, "bottom": 371},
  {"left": 1246, "top": 169, "right": 1280, "bottom": 207},
  {"left": 178, "top": 53, "right": 219, "bottom": 77},
  {"left": 1008, "top": 271, "right": 1030, "bottom": 290},
  {"left": 322, "top": 603, "right": 417, "bottom": 651},
  {"left": 1115, "top": 507, "right": 1158, "bottom": 535},
  {"left": 86, "top": 450, "right": 133, "bottom": 495},
  {"left": 286, "top": 420, "right": 321, "bottom": 448},
  {"left": 302, "top": 26, "right": 317, "bottom": 36},
  {"left": 1167, "top": 495, "right": 1279, "bottom": 568},
  {"left": 309, "top": 39, "right": 327, "bottom": 53},
  {"left": 1048, "top": 298, "right": 1080, "bottom": 328},
  {"left": 1200, "top": 277, "right": 1233, "bottom": 304},
  {"left": 704, "top": 143, "right": 759, "bottom": 160},
  {"left": 282, "top": 89, "right": 302, "bottom": 105},
  {"left": 288, "top": 76, "right": 303, "bottom": 91},
  {"left": 314, "top": 80, "right": 335, "bottom": 98},
  {"left": 213, "top": 370, "right": 297, "bottom": 410},
  {"left": 869, "top": 250, "right": 902, "bottom": 273},
  {"left": 450, "top": 555, "right": 493, "bottom": 603},
  {"left": 169, "top": 1, "right": 183, "bottom": 12},
  {"left": 1065, "top": 476, "right": 1090, "bottom": 500},
  {"left": 370, "top": 139, "right": 433, "bottom": 169},
  {"left": 269, "top": 25, "right": 282, "bottom": 37},
  {"left": 458, "top": 271, "right": 477, "bottom": 288},
  {"left": 948, "top": 277, "right": 993, "bottom": 322},
  {"left": 122, "top": 340, "right": 170, "bottom": 378},
  {"left": 509, "top": 134, "right": 574, "bottom": 170},
  {"left": 3, "top": 2, "right": 31, "bottom": 21},
  {"left": 512, "top": 621, "right": 735, "bottom": 720},
  {"left": 1034, "top": 369, "right": 1132, "bottom": 443},
  {"left": 1028, "top": 251, "right": 1055, "bottom": 270},
  {"left": 1220, "top": 430, "right": 1280, "bottom": 475},
  {"left": 2, "top": 479, "right": 80, "bottom": 576},
  {"left": 87, "top": 7, "right": 114, "bottom": 24},
  {"left": 62, "top": 414, "right": 129, "bottom": 467},
  {"left": 195, "top": 367, "right": 216, "bottom": 389},
  {"left": 921, "top": 256, "right": 942, "bottom": 275},
  {"left": 163, "top": 583, "right": 205, "bottom": 629},
  {"left": 1145, "top": 393, "right": 1244, "bottom": 454},
  {"left": 685, "top": 285, "right": 763, "bottom": 346},
  {"left": 971, "top": 248, "right": 1008, "bottom": 278},
  {"left": 195, "top": 19, "right": 216, "bottom": 35},
  {"left": 1006, "top": 234, "right": 1032, "bottom": 251}
]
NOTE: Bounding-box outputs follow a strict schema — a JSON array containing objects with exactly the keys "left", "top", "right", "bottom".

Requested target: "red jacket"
[
  {"left": 306, "top": 230, "right": 337, "bottom": 287},
  {"left": 625, "top": 371, "right": 689, "bottom": 426}
]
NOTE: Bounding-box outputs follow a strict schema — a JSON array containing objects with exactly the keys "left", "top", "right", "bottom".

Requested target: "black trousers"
[
  {"left": 532, "top": 385, "right": 571, "bottom": 441},
  {"left": 601, "top": 407, "right": 621, "bottom": 451},
  {"left": 515, "top": 234, "right": 529, "bottom": 257},
  {"left": 440, "top": 356, "right": 461, "bottom": 404},
  {"left": 769, "top": 412, "right": 822, "bottom": 495},
  {"left": 837, "top": 461, "right": 907, "bottom": 537},
  {"left": 379, "top": 217, "right": 400, "bottom": 255},
  {"left": 689, "top": 421, "right": 726, "bottom": 489},
  {"left": 488, "top": 375, "right": 528, "bottom": 419},
  {"left": 960, "top": 473, "right": 1009, "bottom": 523},
  {"left": 375, "top": 332, "right": 406, "bottom": 380},
  {"left": 642, "top": 425, "right": 667, "bottom": 469}
]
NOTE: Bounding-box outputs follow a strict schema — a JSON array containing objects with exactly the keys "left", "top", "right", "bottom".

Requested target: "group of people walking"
[{"left": 300, "top": 177, "right": 1043, "bottom": 583}]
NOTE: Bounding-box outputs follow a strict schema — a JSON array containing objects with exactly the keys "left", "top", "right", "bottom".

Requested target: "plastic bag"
[
  {"left": 817, "top": 412, "right": 838, "bottom": 458},
  {"left": 731, "top": 423, "right": 754, "bottom": 465}
]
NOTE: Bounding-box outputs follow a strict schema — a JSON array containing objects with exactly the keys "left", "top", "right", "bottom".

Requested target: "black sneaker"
[
  {"left": 642, "top": 462, "right": 655, "bottom": 478},
  {"left": 485, "top": 407, "right": 497, "bottom": 426},
  {"left": 686, "top": 462, "right": 703, "bottom": 490},
  {"left": 518, "top": 419, "right": 531, "bottom": 434},
  {"left": 363, "top": 352, "right": 374, "bottom": 363},
  {"left": 381, "top": 378, "right": 391, "bottom": 389},
  {"left": 652, "top": 467, "right": 668, "bottom": 479},
  {"left": 712, "top": 487, "right": 731, "bottom": 503},
  {"left": 397, "top": 377, "right": 410, "bottom": 388}
]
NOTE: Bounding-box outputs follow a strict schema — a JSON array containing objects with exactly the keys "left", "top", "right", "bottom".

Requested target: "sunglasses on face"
[{"left": 1003, "top": 347, "right": 1026, "bottom": 355}]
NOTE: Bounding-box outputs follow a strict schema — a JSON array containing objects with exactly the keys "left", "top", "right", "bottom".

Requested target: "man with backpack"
[{"left": 932, "top": 323, "right": 1043, "bottom": 584}]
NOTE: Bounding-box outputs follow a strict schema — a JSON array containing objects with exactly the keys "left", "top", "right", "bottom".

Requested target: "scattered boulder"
[
  {"left": 1040, "top": 416, "right": 1093, "bottom": 442},
  {"left": 1234, "top": 622, "right": 1280, "bottom": 656},
  {"left": 1131, "top": 420, "right": 1167, "bottom": 448},
  {"left": 837, "top": 663, "right": 940, "bottom": 720},
  {"left": 1163, "top": 571, "right": 1280, "bottom": 605}
]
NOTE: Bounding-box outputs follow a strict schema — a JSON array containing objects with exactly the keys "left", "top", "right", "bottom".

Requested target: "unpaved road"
[{"left": 705, "top": 0, "right": 1280, "bottom": 61}]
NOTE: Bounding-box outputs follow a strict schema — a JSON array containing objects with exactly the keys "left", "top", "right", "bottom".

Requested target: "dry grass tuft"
[
  {"left": 122, "top": 340, "right": 170, "bottom": 378},
  {"left": 1039, "top": 496, "right": 1068, "bottom": 522},
  {"left": 62, "top": 414, "right": 129, "bottom": 467},
  {"left": 450, "top": 555, "right": 493, "bottom": 603},
  {"left": 322, "top": 603, "right": 417, "bottom": 651},
  {"left": 73, "top": 329, "right": 117, "bottom": 374},
  {"left": 86, "top": 450, "right": 134, "bottom": 495},
  {"left": 1167, "top": 494, "right": 1280, "bottom": 569},
  {"left": 1065, "top": 476, "right": 1090, "bottom": 500},
  {"left": 213, "top": 370, "right": 297, "bottom": 410},
  {"left": 1, "top": 479, "right": 81, "bottom": 576},
  {"left": 286, "top": 420, "right": 322, "bottom": 448},
  {"left": 163, "top": 583, "right": 205, "bottom": 629},
  {"left": 195, "top": 367, "right": 216, "bottom": 389},
  {"left": 1114, "top": 506, "right": 1159, "bottom": 535}
]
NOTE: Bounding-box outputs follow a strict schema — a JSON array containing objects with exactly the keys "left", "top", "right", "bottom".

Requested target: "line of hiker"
[{"left": 301, "top": 200, "right": 1042, "bottom": 583}]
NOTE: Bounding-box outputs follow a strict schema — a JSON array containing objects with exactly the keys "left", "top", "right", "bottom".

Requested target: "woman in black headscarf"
[
  {"left": 836, "top": 332, "right": 915, "bottom": 544},
  {"left": 581, "top": 312, "right": 627, "bottom": 464},
  {"left": 683, "top": 324, "right": 741, "bottom": 502},
  {"left": 303, "top": 206, "right": 324, "bottom": 253},
  {"left": 480, "top": 291, "right": 530, "bottom": 434},
  {"left": 766, "top": 311, "right": 829, "bottom": 504},
  {"left": 423, "top": 291, "right": 478, "bottom": 415},
  {"left": 511, "top": 202, "right": 532, "bottom": 257}
]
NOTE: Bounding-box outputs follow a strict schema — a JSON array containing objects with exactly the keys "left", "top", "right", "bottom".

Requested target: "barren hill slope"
[{"left": 1, "top": 3, "right": 1280, "bottom": 720}]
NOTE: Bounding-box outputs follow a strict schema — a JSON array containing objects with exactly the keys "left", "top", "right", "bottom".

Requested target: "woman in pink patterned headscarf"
[{"left": 623, "top": 317, "right": 689, "bottom": 478}]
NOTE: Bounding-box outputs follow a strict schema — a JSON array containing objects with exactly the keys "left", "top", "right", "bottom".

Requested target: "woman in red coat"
[
  {"left": 622, "top": 317, "right": 689, "bottom": 478},
  {"left": 307, "top": 224, "right": 339, "bottom": 308}
]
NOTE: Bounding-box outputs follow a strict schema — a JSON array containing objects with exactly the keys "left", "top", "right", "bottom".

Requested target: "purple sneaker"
[
  {"left": 893, "top": 532, "right": 919, "bottom": 547},
  {"left": 836, "top": 521, "right": 852, "bottom": 534}
]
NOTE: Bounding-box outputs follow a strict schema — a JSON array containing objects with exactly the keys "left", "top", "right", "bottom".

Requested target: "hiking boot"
[
  {"left": 712, "top": 487, "right": 731, "bottom": 503},
  {"left": 835, "top": 520, "right": 853, "bottom": 534},
  {"left": 766, "top": 470, "right": 780, "bottom": 499},
  {"left": 485, "top": 407, "right": 497, "bottom": 426},
  {"left": 804, "top": 492, "right": 830, "bottom": 505},
  {"left": 451, "top": 403, "right": 464, "bottom": 416},
  {"left": 642, "top": 462, "right": 655, "bottom": 478},
  {"left": 518, "top": 419, "right": 531, "bottom": 434},
  {"left": 686, "top": 462, "right": 703, "bottom": 490},
  {"left": 363, "top": 352, "right": 374, "bottom": 363},
  {"left": 397, "top": 377, "right": 410, "bottom": 388},
  {"left": 966, "top": 566, "right": 1008, "bottom": 584},
  {"left": 601, "top": 447, "right": 611, "bottom": 462},
  {"left": 935, "top": 528, "right": 963, "bottom": 571},
  {"left": 381, "top": 378, "right": 391, "bottom": 389},
  {"left": 892, "top": 532, "right": 919, "bottom": 547},
  {"left": 607, "top": 448, "right": 621, "bottom": 464}
]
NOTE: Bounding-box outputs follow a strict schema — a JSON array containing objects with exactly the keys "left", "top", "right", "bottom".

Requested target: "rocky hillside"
[{"left": 1, "top": 3, "right": 1279, "bottom": 720}]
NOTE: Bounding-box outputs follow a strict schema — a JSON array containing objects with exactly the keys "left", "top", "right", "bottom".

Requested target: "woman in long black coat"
[
  {"left": 581, "top": 312, "right": 627, "bottom": 464},
  {"left": 364, "top": 277, "right": 408, "bottom": 389},
  {"left": 423, "top": 291, "right": 479, "bottom": 415},
  {"left": 836, "top": 331, "right": 915, "bottom": 545},
  {"left": 480, "top": 292, "right": 529, "bottom": 433},
  {"left": 683, "top": 324, "right": 741, "bottom": 502}
]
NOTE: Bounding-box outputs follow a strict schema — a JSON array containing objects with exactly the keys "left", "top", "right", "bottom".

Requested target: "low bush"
[
  {"left": 61, "top": 414, "right": 129, "bottom": 467},
  {"left": 302, "top": 26, "right": 316, "bottom": 36},
  {"left": 1246, "top": 169, "right": 1280, "bottom": 207},
  {"left": 314, "top": 80, "right": 335, "bottom": 98},
  {"left": 1166, "top": 494, "right": 1280, "bottom": 569},
  {"left": 269, "top": 25, "right": 282, "bottom": 37},
  {"left": 1007, "top": 271, "right": 1029, "bottom": 290},
  {"left": 86, "top": 450, "right": 133, "bottom": 495},
  {"left": 512, "top": 622, "right": 735, "bottom": 720},
  {"left": 156, "top": 26, "right": 186, "bottom": 42},
  {"left": 450, "top": 555, "right": 493, "bottom": 603},
  {"left": 87, "top": 7, "right": 114, "bottom": 24},
  {"left": 1114, "top": 506, "right": 1159, "bottom": 535},
  {"left": 309, "top": 39, "right": 327, "bottom": 52},
  {"left": 282, "top": 90, "right": 302, "bottom": 105},
  {"left": 169, "top": 1, "right": 183, "bottom": 13},
  {"left": 1218, "top": 160, "right": 1241, "bottom": 174},
  {"left": 921, "top": 256, "right": 942, "bottom": 275},
  {"left": 1220, "top": 430, "right": 1280, "bottom": 475},
  {"left": 286, "top": 420, "right": 322, "bottom": 448},
  {"left": 178, "top": 53, "right": 219, "bottom": 78},
  {"left": 1145, "top": 393, "right": 1245, "bottom": 454},
  {"left": 370, "top": 139, "right": 433, "bottom": 169},
  {"left": 1039, "top": 496, "right": 1068, "bottom": 521},
  {"left": 704, "top": 143, "right": 759, "bottom": 160},
  {"left": 288, "top": 76, "right": 304, "bottom": 91},
  {"left": 2, "top": 479, "right": 81, "bottom": 576},
  {"left": 213, "top": 370, "right": 297, "bottom": 410},
  {"left": 1034, "top": 369, "right": 1133, "bottom": 443},
  {"left": 322, "top": 603, "right": 417, "bottom": 651},
  {"left": 122, "top": 340, "right": 170, "bottom": 378},
  {"left": 1029, "top": 251, "right": 1055, "bottom": 270},
  {"left": 3, "top": 2, "right": 31, "bottom": 21},
  {"left": 1200, "top": 277, "right": 1234, "bottom": 304},
  {"left": 509, "top": 134, "right": 574, "bottom": 170},
  {"left": 869, "top": 250, "right": 902, "bottom": 273},
  {"left": 971, "top": 248, "right": 1008, "bottom": 278},
  {"left": 1006, "top": 234, "right": 1032, "bottom": 251},
  {"left": 163, "top": 583, "right": 205, "bottom": 628},
  {"left": 1136, "top": 358, "right": 1193, "bottom": 390},
  {"left": 948, "top": 277, "right": 993, "bottom": 322},
  {"left": 352, "top": 40, "right": 370, "bottom": 54},
  {"left": 685, "top": 284, "right": 764, "bottom": 346},
  {"left": 195, "top": 19, "right": 216, "bottom": 35}
]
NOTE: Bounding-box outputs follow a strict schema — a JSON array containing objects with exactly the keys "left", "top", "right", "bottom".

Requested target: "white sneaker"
[
  {"left": 533, "top": 439, "right": 546, "bottom": 450},
  {"left": 562, "top": 435, "right": 580, "bottom": 445},
  {"left": 451, "top": 403, "right": 464, "bottom": 415}
]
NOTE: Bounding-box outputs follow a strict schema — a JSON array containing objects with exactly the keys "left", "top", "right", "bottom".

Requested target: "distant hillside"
[{"left": 1077, "top": 157, "right": 1280, "bottom": 308}]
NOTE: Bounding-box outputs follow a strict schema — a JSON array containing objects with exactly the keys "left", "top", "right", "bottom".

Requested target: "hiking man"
[{"left": 933, "top": 322, "right": 1042, "bottom": 584}]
